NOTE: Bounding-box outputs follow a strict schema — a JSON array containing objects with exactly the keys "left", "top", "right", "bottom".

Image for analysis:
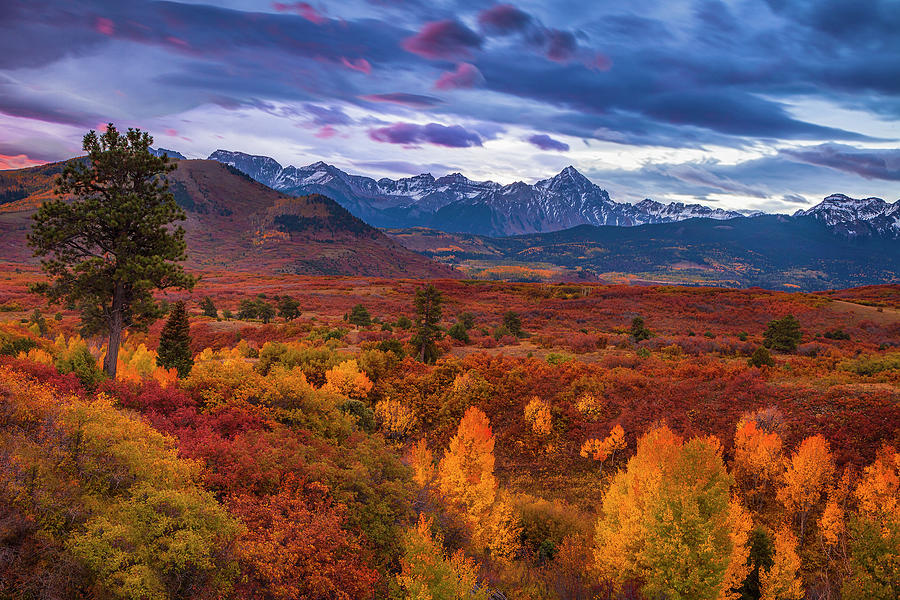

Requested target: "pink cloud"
[
  {"left": 477, "top": 4, "right": 531, "bottom": 34},
  {"left": 94, "top": 17, "right": 115, "bottom": 36},
  {"left": 165, "top": 128, "right": 179, "bottom": 136},
  {"left": 166, "top": 36, "right": 190, "bottom": 49},
  {"left": 313, "top": 125, "right": 338, "bottom": 138},
  {"left": 341, "top": 57, "right": 372, "bottom": 75},
  {"left": 435, "top": 63, "right": 484, "bottom": 90},
  {"left": 0, "top": 154, "right": 47, "bottom": 170},
  {"left": 360, "top": 93, "right": 443, "bottom": 108},
  {"left": 403, "top": 20, "right": 482, "bottom": 59},
  {"left": 272, "top": 2, "right": 325, "bottom": 25},
  {"left": 588, "top": 53, "right": 613, "bottom": 71}
]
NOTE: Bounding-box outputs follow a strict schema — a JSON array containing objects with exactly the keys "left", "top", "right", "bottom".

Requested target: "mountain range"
[
  {"left": 208, "top": 150, "right": 755, "bottom": 236},
  {"left": 0, "top": 159, "right": 454, "bottom": 278}
]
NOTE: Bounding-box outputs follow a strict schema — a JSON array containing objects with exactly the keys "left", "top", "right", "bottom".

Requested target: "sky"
[{"left": 1, "top": 0, "right": 898, "bottom": 212}]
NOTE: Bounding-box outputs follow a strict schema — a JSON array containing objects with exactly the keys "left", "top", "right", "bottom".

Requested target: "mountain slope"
[
  {"left": 0, "top": 159, "right": 456, "bottom": 278},
  {"left": 387, "top": 215, "right": 900, "bottom": 290},
  {"left": 208, "top": 150, "right": 746, "bottom": 236},
  {"left": 794, "top": 194, "right": 900, "bottom": 238}
]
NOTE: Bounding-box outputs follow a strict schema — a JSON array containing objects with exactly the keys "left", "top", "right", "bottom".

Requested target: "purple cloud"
[
  {"left": 435, "top": 63, "right": 484, "bottom": 90},
  {"left": 543, "top": 29, "right": 578, "bottom": 62},
  {"left": 369, "top": 122, "right": 483, "bottom": 147},
  {"left": 527, "top": 133, "right": 569, "bottom": 151},
  {"left": 781, "top": 143, "right": 900, "bottom": 181},
  {"left": 478, "top": 4, "right": 532, "bottom": 34},
  {"left": 360, "top": 93, "right": 443, "bottom": 108},
  {"left": 402, "top": 20, "right": 482, "bottom": 59},
  {"left": 271, "top": 2, "right": 326, "bottom": 25}
]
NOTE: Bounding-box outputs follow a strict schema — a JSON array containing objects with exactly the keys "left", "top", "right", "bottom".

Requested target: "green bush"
[
  {"left": 763, "top": 315, "right": 801, "bottom": 352},
  {"left": 748, "top": 346, "right": 775, "bottom": 368}
]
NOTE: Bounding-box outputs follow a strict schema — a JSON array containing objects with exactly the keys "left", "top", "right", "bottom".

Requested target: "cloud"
[
  {"left": 341, "top": 57, "right": 372, "bottom": 74},
  {"left": 780, "top": 143, "right": 900, "bottom": 181},
  {"left": 526, "top": 133, "right": 569, "bottom": 151},
  {"left": 654, "top": 163, "right": 768, "bottom": 198},
  {"left": 435, "top": 63, "right": 484, "bottom": 90},
  {"left": 0, "top": 153, "right": 47, "bottom": 170},
  {"left": 402, "top": 20, "right": 482, "bottom": 59},
  {"left": 781, "top": 193, "right": 809, "bottom": 204},
  {"left": 360, "top": 93, "right": 443, "bottom": 108},
  {"left": 477, "top": 4, "right": 532, "bottom": 35},
  {"left": 271, "top": 2, "right": 326, "bottom": 25},
  {"left": 369, "top": 122, "right": 483, "bottom": 147},
  {"left": 302, "top": 104, "right": 353, "bottom": 126}
]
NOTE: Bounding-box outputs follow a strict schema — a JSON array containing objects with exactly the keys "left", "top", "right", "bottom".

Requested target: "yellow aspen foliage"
[
  {"left": 777, "top": 435, "right": 835, "bottom": 541},
  {"left": 477, "top": 494, "right": 523, "bottom": 563},
  {"left": 760, "top": 527, "right": 804, "bottom": 600},
  {"left": 322, "top": 359, "right": 374, "bottom": 400},
  {"left": 375, "top": 398, "right": 417, "bottom": 439},
  {"left": 580, "top": 437, "right": 609, "bottom": 462},
  {"left": 18, "top": 347, "right": 55, "bottom": 366},
  {"left": 438, "top": 406, "right": 497, "bottom": 515},
  {"left": 398, "top": 514, "right": 490, "bottom": 600},
  {"left": 575, "top": 392, "right": 604, "bottom": 420},
  {"left": 854, "top": 446, "right": 899, "bottom": 530},
  {"left": 581, "top": 425, "right": 626, "bottom": 464},
  {"left": 524, "top": 397, "right": 552, "bottom": 436},
  {"left": 819, "top": 470, "right": 851, "bottom": 548},
  {"left": 408, "top": 438, "right": 435, "bottom": 488},
  {"left": 718, "top": 497, "right": 753, "bottom": 600},
  {"left": 595, "top": 425, "right": 750, "bottom": 600},
  {"left": 841, "top": 446, "right": 900, "bottom": 600},
  {"left": 733, "top": 414, "right": 784, "bottom": 500}
]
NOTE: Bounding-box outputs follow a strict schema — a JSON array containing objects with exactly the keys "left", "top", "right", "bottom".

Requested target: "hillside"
[
  {"left": 387, "top": 215, "right": 900, "bottom": 290},
  {"left": 0, "top": 159, "right": 456, "bottom": 278}
]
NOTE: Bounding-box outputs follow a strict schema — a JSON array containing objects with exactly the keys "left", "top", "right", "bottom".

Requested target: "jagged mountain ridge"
[
  {"left": 208, "top": 150, "right": 745, "bottom": 236},
  {"left": 793, "top": 194, "right": 900, "bottom": 239}
]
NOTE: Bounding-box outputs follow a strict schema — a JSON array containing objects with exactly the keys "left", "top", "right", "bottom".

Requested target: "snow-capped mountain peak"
[
  {"left": 207, "top": 150, "right": 757, "bottom": 236},
  {"left": 794, "top": 194, "right": 900, "bottom": 238}
]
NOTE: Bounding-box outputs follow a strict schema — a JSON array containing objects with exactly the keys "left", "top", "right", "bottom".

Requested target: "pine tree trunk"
[{"left": 104, "top": 283, "right": 124, "bottom": 379}]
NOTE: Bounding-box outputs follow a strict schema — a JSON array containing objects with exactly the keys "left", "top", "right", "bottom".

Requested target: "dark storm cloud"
[
  {"left": 526, "top": 134, "right": 569, "bottom": 152},
  {"left": 477, "top": 4, "right": 532, "bottom": 34},
  {"left": 369, "top": 122, "right": 483, "bottom": 147},
  {"left": 0, "top": 0, "right": 898, "bottom": 167},
  {"left": 780, "top": 144, "right": 900, "bottom": 181},
  {"left": 402, "top": 20, "right": 483, "bottom": 59}
]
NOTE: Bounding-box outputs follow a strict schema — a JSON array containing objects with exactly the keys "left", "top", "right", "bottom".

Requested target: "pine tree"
[
  {"left": 199, "top": 296, "right": 217, "bottom": 319},
  {"left": 277, "top": 295, "right": 301, "bottom": 321},
  {"left": 763, "top": 315, "right": 802, "bottom": 352},
  {"left": 29, "top": 124, "right": 194, "bottom": 378},
  {"left": 348, "top": 304, "right": 371, "bottom": 326},
  {"left": 156, "top": 301, "right": 193, "bottom": 377},
  {"left": 412, "top": 284, "right": 443, "bottom": 363}
]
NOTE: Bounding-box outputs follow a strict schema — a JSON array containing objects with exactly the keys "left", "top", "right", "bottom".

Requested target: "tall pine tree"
[
  {"left": 412, "top": 284, "right": 443, "bottom": 363},
  {"left": 29, "top": 124, "right": 194, "bottom": 378},
  {"left": 157, "top": 301, "right": 193, "bottom": 377}
]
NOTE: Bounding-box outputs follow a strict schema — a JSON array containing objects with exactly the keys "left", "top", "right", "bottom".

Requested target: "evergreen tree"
[
  {"left": 749, "top": 346, "right": 776, "bottom": 368},
  {"left": 157, "top": 301, "right": 193, "bottom": 377},
  {"left": 237, "top": 299, "right": 258, "bottom": 320},
  {"left": 199, "top": 296, "right": 217, "bottom": 319},
  {"left": 630, "top": 316, "right": 652, "bottom": 342},
  {"left": 502, "top": 311, "right": 523, "bottom": 337},
  {"left": 412, "top": 284, "right": 443, "bottom": 364},
  {"left": 763, "top": 315, "right": 802, "bottom": 352},
  {"left": 256, "top": 300, "right": 276, "bottom": 324},
  {"left": 29, "top": 124, "right": 193, "bottom": 378},
  {"left": 348, "top": 304, "right": 371, "bottom": 326},
  {"left": 448, "top": 321, "right": 470, "bottom": 344},
  {"left": 277, "top": 295, "right": 301, "bottom": 321}
]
